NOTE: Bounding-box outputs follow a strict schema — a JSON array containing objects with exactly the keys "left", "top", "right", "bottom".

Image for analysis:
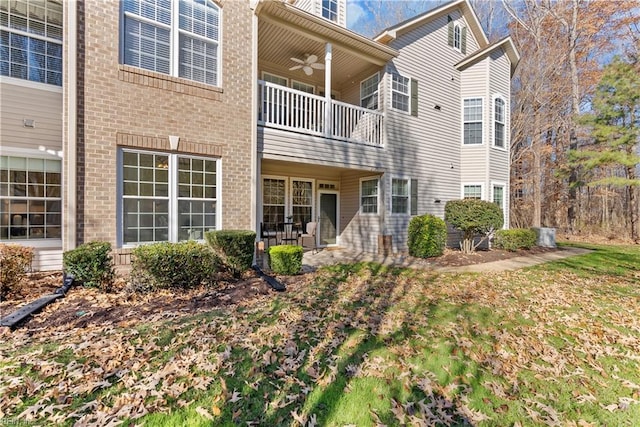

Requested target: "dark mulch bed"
[{"left": 1, "top": 246, "right": 556, "bottom": 331}]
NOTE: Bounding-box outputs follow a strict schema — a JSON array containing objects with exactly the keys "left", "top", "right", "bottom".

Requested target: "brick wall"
[{"left": 65, "top": 0, "right": 254, "bottom": 248}]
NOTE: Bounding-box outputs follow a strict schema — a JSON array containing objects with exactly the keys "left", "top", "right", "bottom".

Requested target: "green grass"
[{"left": 1, "top": 244, "right": 639, "bottom": 426}]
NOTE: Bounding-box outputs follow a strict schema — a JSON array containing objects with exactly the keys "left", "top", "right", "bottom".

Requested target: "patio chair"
[
  {"left": 299, "top": 221, "right": 317, "bottom": 253},
  {"left": 260, "top": 222, "right": 277, "bottom": 248}
]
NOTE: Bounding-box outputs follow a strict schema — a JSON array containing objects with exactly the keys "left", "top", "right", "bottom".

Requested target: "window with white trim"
[
  {"left": 492, "top": 183, "right": 505, "bottom": 219},
  {"left": 291, "top": 81, "right": 314, "bottom": 93},
  {"left": 291, "top": 179, "right": 313, "bottom": 226},
  {"left": 391, "top": 74, "right": 410, "bottom": 113},
  {"left": 360, "top": 73, "right": 379, "bottom": 110},
  {"left": 1, "top": 155, "right": 62, "bottom": 240},
  {"left": 121, "top": 149, "right": 219, "bottom": 245},
  {"left": 463, "top": 98, "right": 483, "bottom": 145},
  {"left": 360, "top": 177, "right": 379, "bottom": 214},
  {"left": 494, "top": 97, "right": 506, "bottom": 148},
  {"left": 391, "top": 178, "right": 417, "bottom": 215},
  {"left": 453, "top": 23, "right": 461, "bottom": 50},
  {"left": 262, "top": 177, "right": 285, "bottom": 226},
  {"left": 0, "top": 0, "right": 63, "bottom": 86},
  {"left": 322, "top": 0, "right": 337, "bottom": 22},
  {"left": 463, "top": 184, "right": 482, "bottom": 200},
  {"left": 122, "top": 0, "right": 221, "bottom": 86}
]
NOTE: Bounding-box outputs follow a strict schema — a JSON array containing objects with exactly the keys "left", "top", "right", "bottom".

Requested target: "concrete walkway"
[{"left": 301, "top": 247, "right": 591, "bottom": 273}]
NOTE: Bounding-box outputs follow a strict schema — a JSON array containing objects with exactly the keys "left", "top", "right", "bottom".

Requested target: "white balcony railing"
[{"left": 258, "top": 80, "right": 383, "bottom": 147}]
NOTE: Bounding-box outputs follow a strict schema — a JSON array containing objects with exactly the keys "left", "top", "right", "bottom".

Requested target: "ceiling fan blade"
[
  {"left": 310, "top": 63, "right": 325, "bottom": 69},
  {"left": 303, "top": 66, "right": 313, "bottom": 76},
  {"left": 289, "top": 65, "right": 303, "bottom": 71},
  {"left": 290, "top": 57, "right": 305, "bottom": 64},
  {"left": 306, "top": 54, "right": 318, "bottom": 64}
]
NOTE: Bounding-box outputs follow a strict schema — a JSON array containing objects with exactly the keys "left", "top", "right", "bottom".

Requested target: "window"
[
  {"left": 391, "top": 178, "right": 418, "bottom": 215},
  {"left": 463, "top": 98, "right": 483, "bottom": 145},
  {"left": 360, "top": 73, "right": 379, "bottom": 110},
  {"left": 360, "top": 178, "right": 379, "bottom": 214},
  {"left": 494, "top": 97, "right": 506, "bottom": 148},
  {"left": 122, "top": 0, "right": 221, "bottom": 86},
  {"left": 121, "top": 149, "right": 219, "bottom": 245},
  {"left": 463, "top": 184, "right": 482, "bottom": 200},
  {"left": 453, "top": 23, "right": 461, "bottom": 50},
  {"left": 262, "top": 177, "right": 285, "bottom": 226},
  {"left": 291, "top": 81, "right": 314, "bottom": 94},
  {"left": 492, "top": 183, "right": 505, "bottom": 221},
  {"left": 1, "top": 156, "right": 62, "bottom": 240},
  {"left": 0, "top": 0, "right": 63, "bottom": 86},
  {"left": 322, "top": 0, "right": 337, "bottom": 22},
  {"left": 391, "top": 74, "right": 410, "bottom": 113},
  {"left": 291, "top": 179, "right": 313, "bottom": 226}
]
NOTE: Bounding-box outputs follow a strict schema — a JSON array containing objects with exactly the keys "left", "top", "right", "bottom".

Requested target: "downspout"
[
  {"left": 324, "top": 43, "right": 332, "bottom": 138},
  {"left": 250, "top": 1, "right": 258, "bottom": 233},
  {"left": 64, "top": 0, "right": 77, "bottom": 251}
]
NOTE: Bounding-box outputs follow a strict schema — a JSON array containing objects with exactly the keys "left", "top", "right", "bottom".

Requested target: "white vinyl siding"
[
  {"left": 0, "top": 0, "right": 63, "bottom": 86},
  {"left": 122, "top": 0, "right": 221, "bottom": 86}
]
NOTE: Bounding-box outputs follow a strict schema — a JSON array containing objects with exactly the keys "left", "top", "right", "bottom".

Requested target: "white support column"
[{"left": 324, "top": 43, "right": 332, "bottom": 138}]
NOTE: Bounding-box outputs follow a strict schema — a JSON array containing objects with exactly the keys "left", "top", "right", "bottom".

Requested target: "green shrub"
[
  {"left": 63, "top": 241, "right": 115, "bottom": 290},
  {"left": 407, "top": 214, "right": 447, "bottom": 258},
  {"left": 205, "top": 230, "right": 256, "bottom": 277},
  {"left": 0, "top": 244, "right": 34, "bottom": 299},
  {"left": 494, "top": 228, "right": 537, "bottom": 251},
  {"left": 130, "top": 241, "right": 219, "bottom": 291},
  {"left": 268, "top": 245, "right": 303, "bottom": 275},
  {"left": 445, "top": 199, "right": 504, "bottom": 254}
]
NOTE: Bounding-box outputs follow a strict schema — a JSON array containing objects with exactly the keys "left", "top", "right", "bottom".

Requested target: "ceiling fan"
[{"left": 289, "top": 54, "right": 325, "bottom": 76}]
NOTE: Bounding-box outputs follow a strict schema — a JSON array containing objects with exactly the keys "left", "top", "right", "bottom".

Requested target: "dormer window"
[{"left": 322, "top": 0, "right": 337, "bottom": 22}]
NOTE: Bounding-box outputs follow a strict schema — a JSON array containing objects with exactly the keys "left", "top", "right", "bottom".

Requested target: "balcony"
[{"left": 258, "top": 80, "right": 384, "bottom": 147}]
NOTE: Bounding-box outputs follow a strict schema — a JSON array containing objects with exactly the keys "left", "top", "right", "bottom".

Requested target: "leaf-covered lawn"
[{"left": 1, "top": 244, "right": 639, "bottom": 426}]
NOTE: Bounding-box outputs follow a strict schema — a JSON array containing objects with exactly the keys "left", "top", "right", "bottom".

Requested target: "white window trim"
[
  {"left": 290, "top": 177, "right": 315, "bottom": 223},
  {"left": 262, "top": 72, "right": 288, "bottom": 86},
  {"left": 390, "top": 176, "right": 412, "bottom": 216},
  {"left": 492, "top": 94, "right": 507, "bottom": 151},
  {"left": 359, "top": 176, "right": 380, "bottom": 216},
  {"left": 461, "top": 97, "right": 484, "bottom": 146},
  {"left": 461, "top": 183, "right": 484, "bottom": 200},
  {"left": 453, "top": 23, "right": 461, "bottom": 51},
  {"left": 291, "top": 80, "right": 315, "bottom": 94},
  {"left": 390, "top": 73, "right": 411, "bottom": 114},
  {"left": 360, "top": 72, "right": 379, "bottom": 110},
  {"left": 120, "top": 0, "right": 223, "bottom": 87},
  {"left": 491, "top": 181, "right": 507, "bottom": 228},
  {"left": 117, "top": 149, "right": 222, "bottom": 247},
  {"left": 1, "top": 151, "right": 64, "bottom": 243},
  {"left": 0, "top": 76, "right": 63, "bottom": 93}
]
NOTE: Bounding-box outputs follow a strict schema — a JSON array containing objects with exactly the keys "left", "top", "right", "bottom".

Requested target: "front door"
[{"left": 318, "top": 191, "right": 338, "bottom": 247}]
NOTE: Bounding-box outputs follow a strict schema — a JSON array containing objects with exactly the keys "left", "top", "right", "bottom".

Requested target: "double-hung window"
[
  {"left": 360, "top": 177, "right": 379, "bottom": 214},
  {"left": 494, "top": 97, "right": 506, "bottom": 148},
  {"left": 121, "top": 149, "right": 219, "bottom": 245},
  {"left": 322, "top": 0, "right": 337, "bottom": 22},
  {"left": 1, "top": 155, "right": 62, "bottom": 240},
  {"left": 463, "top": 184, "right": 482, "bottom": 200},
  {"left": 492, "top": 183, "right": 505, "bottom": 220},
  {"left": 391, "top": 74, "right": 410, "bottom": 113},
  {"left": 391, "top": 178, "right": 418, "bottom": 215},
  {"left": 463, "top": 98, "right": 483, "bottom": 145},
  {"left": 360, "top": 73, "right": 379, "bottom": 110},
  {"left": 122, "top": 0, "right": 221, "bottom": 86},
  {"left": 0, "top": 0, "right": 63, "bottom": 86}
]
